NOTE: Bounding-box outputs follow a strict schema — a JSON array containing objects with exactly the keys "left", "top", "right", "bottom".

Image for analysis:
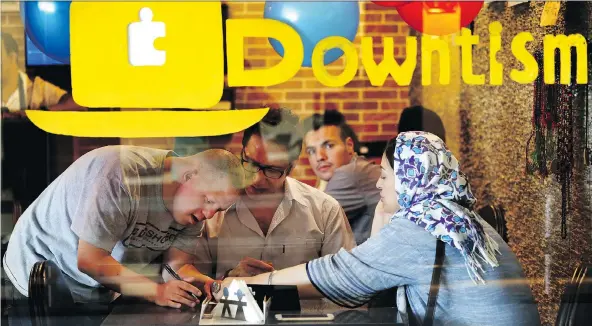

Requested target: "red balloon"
[
  {"left": 372, "top": 1, "right": 411, "bottom": 8},
  {"left": 396, "top": 1, "right": 484, "bottom": 36}
]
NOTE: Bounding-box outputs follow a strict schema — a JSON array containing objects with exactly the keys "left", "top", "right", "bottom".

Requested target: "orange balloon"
[{"left": 396, "top": 1, "right": 484, "bottom": 36}]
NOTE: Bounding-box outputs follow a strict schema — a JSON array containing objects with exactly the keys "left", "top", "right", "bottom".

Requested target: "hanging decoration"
[
  {"left": 526, "top": 45, "right": 582, "bottom": 239},
  {"left": 527, "top": 51, "right": 559, "bottom": 177},
  {"left": 555, "top": 77, "right": 576, "bottom": 239}
]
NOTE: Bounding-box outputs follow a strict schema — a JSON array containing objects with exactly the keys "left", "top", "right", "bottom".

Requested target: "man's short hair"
[
  {"left": 242, "top": 107, "right": 303, "bottom": 163},
  {"left": 1, "top": 32, "right": 19, "bottom": 55},
  {"left": 398, "top": 105, "right": 446, "bottom": 142},
  {"left": 199, "top": 149, "right": 246, "bottom": 190},
  {"left": 301, "top": 110, "right": 360, "bottom": 153}
]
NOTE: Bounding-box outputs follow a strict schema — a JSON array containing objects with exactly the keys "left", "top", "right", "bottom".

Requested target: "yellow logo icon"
[
  {"left": 31, "top": 1, "right": 268, "bottom": 138},
  {"left": 70, "top": 1, "right": 223, "bottom": 108}
]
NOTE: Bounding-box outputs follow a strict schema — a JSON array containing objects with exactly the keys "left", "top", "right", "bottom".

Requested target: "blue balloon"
[
  {"left": 22, "top": 1, "right": 71, "bottom": 64},
  {"left": 264, "top": 2, "right": 360, "bottom": 67}
]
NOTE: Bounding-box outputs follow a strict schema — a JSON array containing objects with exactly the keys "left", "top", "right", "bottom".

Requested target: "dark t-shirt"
[{"left": 324, "top": 156, "right": 381, "bottom": 245}]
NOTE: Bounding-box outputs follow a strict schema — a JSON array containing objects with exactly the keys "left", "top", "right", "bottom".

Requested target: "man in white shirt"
[{"left": 194, "top": 108, "right": 356, "bottom": 279}]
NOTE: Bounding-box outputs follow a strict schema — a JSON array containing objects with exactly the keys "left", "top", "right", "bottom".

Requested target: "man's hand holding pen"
[{"left": 153, "top": 277, "right": 202, "bottom": 309}]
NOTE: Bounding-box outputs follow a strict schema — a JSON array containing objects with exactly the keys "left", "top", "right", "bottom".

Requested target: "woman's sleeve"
[{"left": 306, "top": 219, "right": 434, "bottom": 308}]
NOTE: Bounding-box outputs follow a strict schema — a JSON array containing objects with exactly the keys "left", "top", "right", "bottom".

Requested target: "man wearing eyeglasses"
[{"left": 194, "top": 108, "right": 356, "bottom": 280}]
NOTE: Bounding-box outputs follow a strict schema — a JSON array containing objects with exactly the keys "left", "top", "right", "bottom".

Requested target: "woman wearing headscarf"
[{"left": 218, "top": 132, "right": 540, "bottom": 326}]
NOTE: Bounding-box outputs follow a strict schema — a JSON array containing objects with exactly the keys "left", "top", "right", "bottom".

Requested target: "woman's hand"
[
  {"left": 204, "top": 278, "right": 221, "bottom": 299},
  {"left": 371, "top": 201, "right": 392, "bottom": 236},
  {"left": 213, "top": 276, "right": 253, "bottom": 302}
]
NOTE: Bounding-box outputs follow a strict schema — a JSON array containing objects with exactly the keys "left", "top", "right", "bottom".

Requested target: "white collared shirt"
[
  {"left": 2, "top": 71, "right": 66, "bottom": 111},
  {"left": 194, "top": 177, "right": 357, "bottom": 279}
]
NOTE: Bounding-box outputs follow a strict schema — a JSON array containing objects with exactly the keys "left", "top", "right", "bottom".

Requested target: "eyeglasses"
[{"left": 240, "top": 150, "right": 291, "bottom": 179}]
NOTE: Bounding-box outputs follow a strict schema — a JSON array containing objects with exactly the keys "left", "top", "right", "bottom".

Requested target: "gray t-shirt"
[
  {"left": 324, "top": 156, "right": 381, "bottom": 245},
  {"left": 3, "top": 145, "right": 202, "bottom": 303}
]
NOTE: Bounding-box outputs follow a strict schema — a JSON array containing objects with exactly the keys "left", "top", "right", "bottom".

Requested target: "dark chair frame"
[
  {"left": 556, "top": 265, "right": 591, "bottom": 326},
  {"left": 477, "top": 204, "right": 508, "bottom": 242}
]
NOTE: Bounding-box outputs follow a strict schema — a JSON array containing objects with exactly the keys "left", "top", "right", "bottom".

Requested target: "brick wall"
[{"left": 227, "top": 2, "right": 411, "bottom": 186}]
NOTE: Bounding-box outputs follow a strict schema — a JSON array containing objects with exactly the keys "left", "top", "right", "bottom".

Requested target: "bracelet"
[
  {"left": 211, "top": 280, "right": 221, "bottom": 294},
  {"left": 267, "top": 271, "right": 276, "bottom": 285}
]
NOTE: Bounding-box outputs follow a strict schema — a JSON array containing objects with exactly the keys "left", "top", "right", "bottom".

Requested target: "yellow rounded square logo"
[{"left": 70, "top": 1, "right": 224, "bottom": 109}]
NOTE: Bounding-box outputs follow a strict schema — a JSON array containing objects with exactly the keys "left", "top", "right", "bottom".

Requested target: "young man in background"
[{"left": 303, "top": 110, "right": 381, "bottom": 245}]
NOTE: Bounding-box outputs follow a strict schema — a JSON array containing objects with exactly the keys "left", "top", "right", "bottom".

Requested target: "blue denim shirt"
[{"left": 307, "top": 217, "right": 541, "bottom": 326}]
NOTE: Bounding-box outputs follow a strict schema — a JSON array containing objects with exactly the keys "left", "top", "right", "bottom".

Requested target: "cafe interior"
[{"left": 1, "top": 1, "right": 591, "bottom": 325}]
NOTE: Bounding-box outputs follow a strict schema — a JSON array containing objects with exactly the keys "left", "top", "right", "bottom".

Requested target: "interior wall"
[
  {"left": 412, "top": 2, "right": 591, "bottom": 324},
  {"left": 457, "top": 2, "right": 592, "bottom": 324}
]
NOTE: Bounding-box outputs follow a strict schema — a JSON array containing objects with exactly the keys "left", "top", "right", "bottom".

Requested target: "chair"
[
  {"left": 556, "top": 265, "right": 592, "bottom": 326},
  {"left": 367, "top": 287, "right": 398, "bottom": 322},
  {"left": 28, "top": 260, "right": 76, "bottom": 326},
  {"left": 477, "top": 204, "right": 508, "bottom": 242},
  {"left": 1, "top": 199, "right": 22, "bottom": 266},
  {"left": 493, "top": 205, "right": 508, "bottom": 242},
  {"left": 27, "top": 261, "right": 112, "bottom": 326}
]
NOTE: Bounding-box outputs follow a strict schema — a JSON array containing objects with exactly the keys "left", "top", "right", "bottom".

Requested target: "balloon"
[
  {"left": 22, "top": 1, "right": 71, "bottom": 64},
  {"left": 372, "top": 1, "right": 412, "bottom": 8},
  {"left": 396, "top": 1, "right": 484, "bottom": 36},
  {"left": 264, "top": 2, "right": 360, "bottom": 67}
]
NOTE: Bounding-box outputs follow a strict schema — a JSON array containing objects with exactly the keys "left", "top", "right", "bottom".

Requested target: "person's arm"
[
  {"left": 164, "top": 246, "right": 217, "bottom": 298},
  {"left": 71, "top": 176, "right": 200, "bottom": 308},
  {"left": 165, "top": 222, "right": 217, "bottom": 297},
  {"left": 29, "top": 76, "right": 86, "bottom": 111},
  {"left": 77, "top": 240, "right": 201, "bottom": 308},
  {"left": 371, "top": 200, "right": 392, "bottom": 236},
  {"left": 48, "top": 94, "right": 86, "bottom": 111},
  {"left": 226, "top": 257, "right": 274, "bottom": 277},
  {"left": 320, "top": 201, "right": 357, "bottom": 256},
  {"left": 220, "top": 219, "right": 430, "bottom": 308},
  {"left": 219, "top": 264, "right": 322, "bottom": 300}
]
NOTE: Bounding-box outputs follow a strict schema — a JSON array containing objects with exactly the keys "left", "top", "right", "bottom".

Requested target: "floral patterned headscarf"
[{"left": 392, "top": 131, "right": 499, "bottom": 283}]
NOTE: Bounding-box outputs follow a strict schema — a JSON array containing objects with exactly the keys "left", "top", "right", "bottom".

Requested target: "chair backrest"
[
  {"left": 1, "top": 200, "right": 22, "bottom": 227},
  {"left": 477, "top": 205, "right": 497, "bottom": 230},
  {"left": 494, "top": 205, "right": 508, "bottom": 242},
  {"left": 556, "top": 265, "right": 591, "bottom": 326},
  {"left": 477, "top": 204, "right": 508, "bottom": 242},
  {"left": 28, "top": 260, "right": 76, "bottom": 326}
]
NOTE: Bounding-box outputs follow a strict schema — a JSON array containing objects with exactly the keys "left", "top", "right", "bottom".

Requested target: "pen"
[{"left": 163, "top": 264, "right": 200, "bottom": 301}]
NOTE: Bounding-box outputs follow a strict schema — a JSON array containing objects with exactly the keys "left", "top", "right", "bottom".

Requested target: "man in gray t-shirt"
[
  {"left": 3, "top": 145, "right": 244, "bottom": 308},
  {"left": 303, "top": 111, "right": 381, "bottom": 245}
]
